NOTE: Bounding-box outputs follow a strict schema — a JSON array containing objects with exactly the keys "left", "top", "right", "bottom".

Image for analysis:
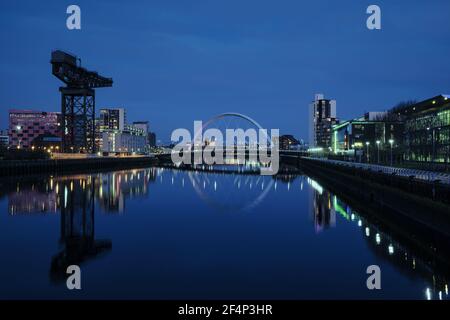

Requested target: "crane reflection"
[{"left": 0, "top": 166, "right": 448, "bottom": 299}]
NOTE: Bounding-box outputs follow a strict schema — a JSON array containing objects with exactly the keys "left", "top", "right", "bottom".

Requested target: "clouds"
[{"left": 0, "top": 0, "right": 449, "bottom": 141}]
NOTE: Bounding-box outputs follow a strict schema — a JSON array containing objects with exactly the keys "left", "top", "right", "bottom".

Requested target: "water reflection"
[
  {"left": 50, "top": 175, "right": 111, "bottom": 282},
  {"left": 187, "top": 170, "right": 275, "bottom": 212},
  {"left": 3, "top": 169, "right": 157, "bottom": 215},
  {"left": 0, "top": 169, "right": 158, "bottom": 284},
  {"left": 0, "top": 167, "right": 449, "bottom": 299},
  {"left": 307, "top": 177, "right": 336, "bottom": 233},
  {"left": 306, "top": 177, "right": 450, "bottom": 301}
]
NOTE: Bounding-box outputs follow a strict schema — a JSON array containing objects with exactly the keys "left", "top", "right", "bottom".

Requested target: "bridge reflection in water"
[{"left": 0, "top": 166, "right": 448, "bottom": 300}]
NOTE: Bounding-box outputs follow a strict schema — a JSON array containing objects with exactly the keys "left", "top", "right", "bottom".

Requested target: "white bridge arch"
[{"left": 192, "top": 112, "right": 273, "bottom": 146}]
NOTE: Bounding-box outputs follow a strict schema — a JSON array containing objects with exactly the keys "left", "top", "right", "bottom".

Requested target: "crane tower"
[{"left": 51, "top": 50, "right": 113, "bottom": 153}]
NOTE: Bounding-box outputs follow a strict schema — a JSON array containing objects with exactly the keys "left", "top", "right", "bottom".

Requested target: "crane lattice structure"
[{"left": 51, "top": 50, "right": 113, "bottom": 153}]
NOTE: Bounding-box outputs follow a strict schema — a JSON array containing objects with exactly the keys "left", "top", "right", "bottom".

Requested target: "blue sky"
[{"left": 1, "top": 0, "right": 449, "bottom": 142}]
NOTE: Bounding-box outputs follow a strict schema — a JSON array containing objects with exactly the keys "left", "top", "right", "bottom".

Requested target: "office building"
[
  {"left": 98, "top": 108, "right": 126, "bottom": 150},
  {"left": 133, "top": 121, "right": 150, "bottom": 153},
  {"left": 331, "top": 113, "right": 404, "bottom": 162},
  {"left": 395, "top": 94, "right": 450, "bottom": 163},
  {"left": 99, "top": 108, "right": 126, "bottom": 131},
  {"left": 8, "top": 110, "right": 62, "bottom": 149},
  {"left": 280, "top": 135, "right": 301, "bottom": 150},
  {"left": 132, "top": 121, "right": 149, "bottom": 134},
  {"left": 101, "top": 124, "right": 147, "bottom": 155},
  {"left": 309, "top": 94, "right": 338, "bottom": 148},
  {"left": 148, "top": 132, "right": 156, "bottom": 147},
  {"left": 133, "top": 121, "right": 156, "bottom": 153}
]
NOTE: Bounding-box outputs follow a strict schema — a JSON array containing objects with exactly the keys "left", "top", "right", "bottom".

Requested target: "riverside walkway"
[{"left": 303, "top": 157, "right": 450, "bottom": 185}]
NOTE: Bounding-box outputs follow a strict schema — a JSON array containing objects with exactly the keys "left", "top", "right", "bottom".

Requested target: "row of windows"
[
  {"left": 405, "top": 109, "right": 450, "bottom": 131},
  {"left": 10, "top": 126, "right": 58, "bottom": 131},
  {"left": 405, "top": 147, "right": 450, "bottom": 163},
  {"left": 406, "top": 127, "right": 450, "bottom": 145}
]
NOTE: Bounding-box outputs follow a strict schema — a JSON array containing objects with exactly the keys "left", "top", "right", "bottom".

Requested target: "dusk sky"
[{"left": 1, "top": 0, "right": 449, "bottom": 142}]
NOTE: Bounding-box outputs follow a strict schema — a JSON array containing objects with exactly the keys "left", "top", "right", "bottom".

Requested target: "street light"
[
  {"left": 376, "top": 140, "right": 381, "bottom": 164},
  {"left": 389, "top": 139, "right": 394, "bottom": 166},
  {"left": 366, "top": 141, "right": 370, "bottom": 163}
]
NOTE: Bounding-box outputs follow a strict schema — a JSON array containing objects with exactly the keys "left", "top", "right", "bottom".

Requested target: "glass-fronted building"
[
  {"left": 331, "top": 116, "right": 404, "bottom": 162},
  {"left": 397, "top": 94, "right": 450, "bottom": 163}
]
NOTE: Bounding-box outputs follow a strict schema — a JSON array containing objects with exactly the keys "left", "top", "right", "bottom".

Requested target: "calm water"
[{"left": 0, "top": 166, "right": 448, "bottom": 300}]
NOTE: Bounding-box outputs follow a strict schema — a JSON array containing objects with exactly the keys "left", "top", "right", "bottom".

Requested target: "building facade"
[
  {"left": 8, "top": 110, "right": 62, "bottom": 149},
  {"left": 331, "top": 115, "right": 404, "bottom": 162},
  {"left": 101, "top": 124, "right": 147, "bottom": 155},
  {"left": 0, "top": 129, "right": 9, "bottom": 148},
  {"left": 396, "top": 94, "right": 450, "bottom": 163},
  {"left": 98, "top": 108, "right": 126, "bottom": 151},
  {"left": 309, "top": 94, "right": 338, "bottom": 149},
  {"left": 99, "top": 108, "right": 126, "bottom": 131},
  {"left": 279, "top": 135, "right": 301, "bottom": 150},
  {"left": 148, "top": 132, "right": 156, "bottom": 147},
  {"left": 132, "top": 121, "right": 155, "bottom": 153},
  {"left": 32, "top": 134, "right": 62, "bottom": 151},
  {"left": 132, "top": 121, "right": 149, "bottom": 134}
]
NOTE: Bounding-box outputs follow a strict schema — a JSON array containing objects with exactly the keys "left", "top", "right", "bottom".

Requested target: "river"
[{"left": 0, "top": 166, "right": 448, "bottom": 299}]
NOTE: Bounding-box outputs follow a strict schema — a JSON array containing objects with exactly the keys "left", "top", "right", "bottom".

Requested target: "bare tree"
[{"left": 380, "top": 100, "right": 417, "bottom": 121}]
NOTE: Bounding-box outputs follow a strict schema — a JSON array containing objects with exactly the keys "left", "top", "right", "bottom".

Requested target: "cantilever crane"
[{"left": 51, "top": 50, "right": 113, "bottom": 153}]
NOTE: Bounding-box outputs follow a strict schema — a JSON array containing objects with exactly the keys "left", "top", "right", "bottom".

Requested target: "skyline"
[
  {"left": 1, "top": 0, "right": 450, "bottom": 142},
  {"left": 1, "top": 1, "right": 450, "bottom": 306}
]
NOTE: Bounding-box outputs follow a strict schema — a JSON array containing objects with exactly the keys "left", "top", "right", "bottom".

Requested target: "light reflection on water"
[{"left": 0, "top": 166, "right": 449, "bottom": 300}]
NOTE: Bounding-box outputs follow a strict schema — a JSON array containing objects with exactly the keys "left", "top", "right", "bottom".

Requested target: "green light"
[
  {"left": 333, "top": 196, "right": 350, "bottom": 220},
  {"left": 334, "top": 131, "right": 337, "bottom": 153}
]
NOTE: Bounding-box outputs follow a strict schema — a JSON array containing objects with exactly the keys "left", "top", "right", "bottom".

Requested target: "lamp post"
[
  {"left": 376, "top": 140, "right": 381, "bottom": 164},
  {"left": 366, "top": 141, "right": 370, "bottom": 163},
  {"left": 389, "top": 139, "right": 394, "bottom": 166}
]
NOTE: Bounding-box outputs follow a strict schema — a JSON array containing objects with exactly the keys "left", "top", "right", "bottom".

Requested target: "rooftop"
[{"left": 392, "top": 94, "right": 450, "bottom": 116}]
